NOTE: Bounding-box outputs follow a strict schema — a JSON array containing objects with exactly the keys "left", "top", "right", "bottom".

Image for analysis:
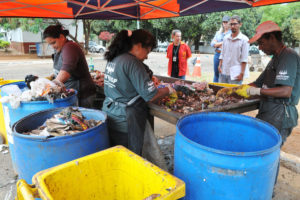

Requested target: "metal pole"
[{"left": 137, "top": 20, "right": 140, "bottom": 29}]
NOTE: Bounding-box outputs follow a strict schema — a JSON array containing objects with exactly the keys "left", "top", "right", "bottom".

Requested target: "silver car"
[{"left": 88, "top": 41, "right": 106, "bottom": 53}]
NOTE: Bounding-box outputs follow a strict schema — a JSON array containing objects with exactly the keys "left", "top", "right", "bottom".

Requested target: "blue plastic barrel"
[
  {"left": 35, "top": 42, "right": 42, "bottom": 56},
  {"left": 0, "top": 81, "right": 78, "bottom": 172},
  {"left": 174, "top": 112, "right": 281, "bottom": 200},
  {"left": 12, "top": 107, "right": 110, "bottom": 184}
]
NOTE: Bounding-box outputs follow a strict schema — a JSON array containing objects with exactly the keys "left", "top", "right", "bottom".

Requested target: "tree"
[
  {"left": 259, "top": 2, "right": 300, "bottom": 47},
  {"left": 0, "top": 40, "right": 10, "bottom": 52},
  {"left": 83, "top": 19, "right": 94, "bottom": 53},
  {"left": 230, "top": 8, "right": 263, "bottom": 39},
  {"left": 291, "top": 18, "right": 300, "bottom": 54},
  {"left": 99, "top": 31, "right": 114, "bottom": 46}
]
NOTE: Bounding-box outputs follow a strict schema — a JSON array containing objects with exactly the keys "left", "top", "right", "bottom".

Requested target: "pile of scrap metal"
[
  {"left": 23, "top": 107, "right": 103, "bottom": 137},
  {"left": 90, "top": 70, "right": 104, "bottom": 87},
  {"left": 157, "top": 81, "right": 250, "bottom": 114},
  {"left": 0, "top": 75, "right": 75, "bottom": 108}
]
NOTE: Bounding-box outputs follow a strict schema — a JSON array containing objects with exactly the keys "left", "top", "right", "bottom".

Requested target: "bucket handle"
[{"left": 16, "top": 179, "right": 39, "bottom": 200}]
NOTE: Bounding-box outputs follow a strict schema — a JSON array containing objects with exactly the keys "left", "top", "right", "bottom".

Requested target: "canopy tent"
[{"left": 0, "top": 0, "right": 297, "bottom": 20}]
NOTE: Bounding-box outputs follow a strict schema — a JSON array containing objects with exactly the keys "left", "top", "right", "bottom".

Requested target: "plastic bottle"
[{"left": 88, "top": 57, "right": 94, "bottom": 72}]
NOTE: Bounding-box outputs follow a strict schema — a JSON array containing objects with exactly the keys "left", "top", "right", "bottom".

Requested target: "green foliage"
[
  {"left": 0, "top": 18, "right": 20, "bottom": 30},
  {"left": 0, "top": 2, "right": 298, "bottom": 49},
  {"left": 229, "top": 8, "right": 262, "bottom": 39},
  {"left": 259, "top": 2, "right": 300, "bottom": 46},
  {"left": 291, "top": 19, "right": 300, "bottom": 41},
  {"left": 0, "top": 40, "right": 10, "bottom": 49}
]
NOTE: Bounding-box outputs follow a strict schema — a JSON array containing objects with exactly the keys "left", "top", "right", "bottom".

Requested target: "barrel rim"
[
  {"left": 12, "top": 107, "right": 107, "bottom": 141},
  {"left": 0, "top": 81, "right": 78, "bottom": 105},
  {"left": 176, "top": 112, "right": 282, "bottom": 156}
]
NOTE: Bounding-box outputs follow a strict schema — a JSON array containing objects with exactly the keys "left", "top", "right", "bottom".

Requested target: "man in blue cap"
[{"left": 210, "top": 15, "right": 231, "bottom": 82}]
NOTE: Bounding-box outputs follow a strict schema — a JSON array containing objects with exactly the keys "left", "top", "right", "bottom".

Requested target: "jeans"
[
  {"left": 213, "top": 52, "right": 221, "bottom": 82},
  {"left": 171, "top": 75, "right": 185, "bottom": 80},
  {"left": 219, "top": 74, "right": 242, "bottom": 85}
]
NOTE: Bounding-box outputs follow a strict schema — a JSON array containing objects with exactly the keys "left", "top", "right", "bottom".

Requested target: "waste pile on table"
[
  {"left": 0, "top": 77, "right": 75, "bottom": 109},
  {"left": 23, "top": 107, "right": 103, "bottom": 137},
  {"left": 90, "top": 70, "right": 104, "bottom": 87},
  {"left": 157, "top": 81, "right": 246, "bottom": 114}
]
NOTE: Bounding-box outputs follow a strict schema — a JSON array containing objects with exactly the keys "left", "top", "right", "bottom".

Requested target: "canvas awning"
[{"left": 0, "top": 0, "right": 297, "bottom": 20}]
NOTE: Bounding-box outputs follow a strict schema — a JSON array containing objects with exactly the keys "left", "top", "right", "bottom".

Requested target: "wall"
[
  {"left": 191, "top": 45, "right": 215, "bottom": 54},
  {"left": 22, "top": 30, "right": 42, "bottom": 43},
  {"left": 7, "top": 19, "right": 84, "bottom": 54}
]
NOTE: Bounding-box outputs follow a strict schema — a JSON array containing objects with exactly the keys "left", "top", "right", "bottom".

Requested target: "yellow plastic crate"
[
  {"left": 0, "top": 79, "right": 22, "bottom": 144},
  {"left": 208, "top": 82, "right": 239, "bottom": 88},
  {"left": 16, "top": 146, "right": 185, "bottom": 200}
]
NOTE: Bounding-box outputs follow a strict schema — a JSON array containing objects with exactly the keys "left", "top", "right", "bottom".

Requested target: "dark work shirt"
[
  {"left": 171, "top": 44, "right": 180, "bottom": 77},
  {"left": 53, "top": 40, "right": 96, "bottom": 99}
]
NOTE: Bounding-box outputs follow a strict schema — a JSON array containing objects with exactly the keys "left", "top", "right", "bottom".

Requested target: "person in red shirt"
[{"left": 167, "top": 30, "right": 192, "bottom": 79}]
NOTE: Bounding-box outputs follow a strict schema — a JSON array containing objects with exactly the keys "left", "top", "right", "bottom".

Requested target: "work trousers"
[{"left": 219, "top": 74, "right": 242, "bottom": 85}]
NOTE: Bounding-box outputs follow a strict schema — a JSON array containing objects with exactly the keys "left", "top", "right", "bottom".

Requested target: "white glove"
[
  {"left": 246, "top": 87, "right": 261, "bottom": 96},
  {"left": 167, "top": 84, "right": 176, "bottom": 94}
]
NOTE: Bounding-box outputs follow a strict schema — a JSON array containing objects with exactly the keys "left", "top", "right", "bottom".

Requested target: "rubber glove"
[
  {"left": 216, "top": 87, "right": 233, "bottom": 97},
  {"left": 235, "top": 84, "right": 251, "bottom": 98},
  {"left": 246, "top": 87, "right": 261, "bottom": 96}
]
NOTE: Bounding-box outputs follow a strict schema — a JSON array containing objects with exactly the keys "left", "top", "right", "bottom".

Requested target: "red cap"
[{"left": 249, "top": 21, "right": 281, "bottom": 44}]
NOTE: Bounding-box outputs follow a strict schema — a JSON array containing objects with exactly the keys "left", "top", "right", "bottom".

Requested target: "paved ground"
[{"left": 1, "top": 52, "right": 300, "bottom": 199}]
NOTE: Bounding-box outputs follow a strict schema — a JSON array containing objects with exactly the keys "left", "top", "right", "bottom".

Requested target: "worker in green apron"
[
  {"left": 102, "top": 29, "right": 175, "bottom": 161},
  {"left": 246, "top": 21, "right": 300, "bottom": 144},
  {"left": 245, "top": 21, "right": 300, "bottom": 197}
]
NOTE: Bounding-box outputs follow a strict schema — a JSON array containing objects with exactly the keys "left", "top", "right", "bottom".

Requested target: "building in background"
[{"left": 6, "top": 19, "right": 84, "bottom": 54}]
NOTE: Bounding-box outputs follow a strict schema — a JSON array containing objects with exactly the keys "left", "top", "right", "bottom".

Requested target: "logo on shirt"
[
  {"left": 104, "top": 62, "right": 118, "bottom": 88},
  {"left": 106, "top": 62, "right": 116, "bottom": 74},
  {"left": 147, "top": 81, "right": 155, "bottom": 92},
  {"left": 276, "top": 70, "right": 289, "bottom": 81}
]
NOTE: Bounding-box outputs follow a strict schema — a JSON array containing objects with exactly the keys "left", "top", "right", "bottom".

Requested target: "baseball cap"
[
  {"left": 249, "top": 21, "right": 281, "bottom": 43},
  {"left": 222, "top": 15, "right": 230, "bottom": 22}
]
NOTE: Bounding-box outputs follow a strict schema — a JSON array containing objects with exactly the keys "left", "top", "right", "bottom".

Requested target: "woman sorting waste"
[
  {"left": 43, "top": 24, "right": 96, "bottom": 108},
  {"left": 102, "top": 29, "right": 175, "bottom": 160}
]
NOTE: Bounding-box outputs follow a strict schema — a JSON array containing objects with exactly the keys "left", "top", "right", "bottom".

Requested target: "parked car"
[
  {"left": 88, "top": 41, "right": 106, "bottom": 53},
  {"left": 153, "top": 45, "right": 168, "bottom": 52}
]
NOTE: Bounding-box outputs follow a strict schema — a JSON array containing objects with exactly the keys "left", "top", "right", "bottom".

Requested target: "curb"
[
  {"left": 0, "top": 56, "right": 104, "bottom": 65},
  {"left": 280, "top": 151, "right": 300, "bottom": 174}
]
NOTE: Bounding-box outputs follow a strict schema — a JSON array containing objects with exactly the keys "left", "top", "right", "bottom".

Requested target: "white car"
[
  {"left": 88, "top": 41, "right": 106, "bottom": 53},
  {"left": 153, "top": 45, "right": 168, "bottom": 52}
]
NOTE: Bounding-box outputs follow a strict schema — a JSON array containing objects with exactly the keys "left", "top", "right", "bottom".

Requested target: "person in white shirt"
[{"left": 218, "top": 15, "right": 249, "bottom": 84}]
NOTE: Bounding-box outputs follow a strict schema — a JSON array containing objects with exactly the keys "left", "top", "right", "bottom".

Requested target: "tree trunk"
[
  {"left": 83, "top": 19, "right": 92, "bottom": 55},
  {"left": 194, "top": 39, "right": 199, "bottom": 51}
]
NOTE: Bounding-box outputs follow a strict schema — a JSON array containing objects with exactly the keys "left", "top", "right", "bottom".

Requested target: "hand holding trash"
[
  {"left": 167, "top": 84, "right": 176, "bottom": 94},
  {"left": 52, "top": 79, "right": 65, "bottom": 88},
  {"left": 45, "top": 74, "right": 55, "bottom": 81},
  {"left": 216, "top": 84, "right": 251, "bottom": 98}
]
